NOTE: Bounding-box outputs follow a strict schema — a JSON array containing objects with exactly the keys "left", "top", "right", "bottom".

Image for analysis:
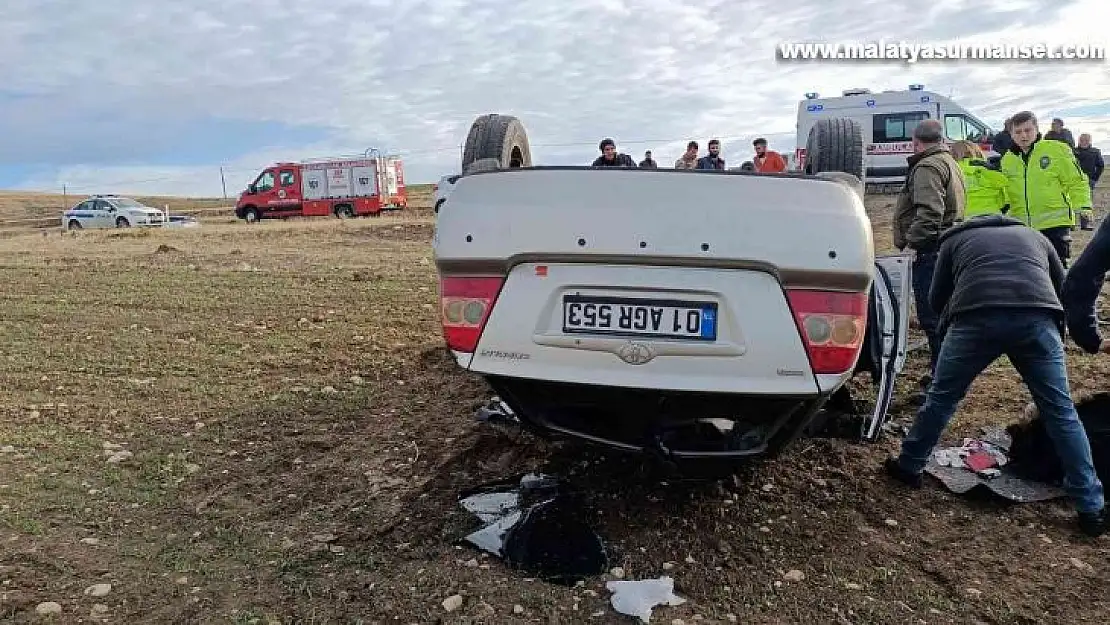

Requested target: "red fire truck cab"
[{"left": 235, "top": 155, "right": 407, "bottom": 222}]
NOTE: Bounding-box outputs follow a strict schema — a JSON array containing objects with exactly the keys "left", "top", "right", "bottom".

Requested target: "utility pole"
[
  {"left": 63, "top": 184, "right": 67, "bottom": 208},
  {"left": 219, "top": 167, "right": 228, "bottom": 199}
]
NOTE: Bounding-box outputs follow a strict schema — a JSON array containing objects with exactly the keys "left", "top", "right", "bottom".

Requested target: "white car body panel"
[
  {"left": 434, "top": 168, "right": 873, "bottom": 284},
  {"left": 435, "top": 168, "right": 874, "bottom": 395},
  {"left": 471, "top": 263, "right": 819, "bottom": 395}
]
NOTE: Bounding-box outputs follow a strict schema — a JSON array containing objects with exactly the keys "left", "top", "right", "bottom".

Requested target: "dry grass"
[{"left": 0, "top": 186, "right": 1108, "bottom": 624}]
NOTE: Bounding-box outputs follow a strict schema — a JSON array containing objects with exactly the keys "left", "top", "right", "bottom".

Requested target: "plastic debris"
[
  {"left": 457, "top": 473, "right": 607, "bottom": 586},
  {"left": 474, "top": 396, "right": 519, "bottom": 424},
  {"left": 931, "top": 438, "right": 1008, "bottom": 475},
  {"left": 606, "top": 576, "right": 687, "bottom": 622},
  {"left": 925, "top": 427, "right": 1065, "bottom": 503}
]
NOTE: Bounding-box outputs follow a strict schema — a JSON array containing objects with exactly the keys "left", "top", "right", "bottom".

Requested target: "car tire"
[
  {"left": 335, "top": 205, "right": 354, "bottom": 219},
  {"left": 67, "top": 220, "right": 82, "bottom": 230},
  {"left": 803, "top": 117, "right": 865, "bottom": 181},
  {"left": 462, "top": 113, "right": 532, "bottom": 172},
  {"left": 115, "top": 217, "right": 131, "bottom": 228},
  {"left": 463, "top": 157, "right": 503, "bottom": 175},
  {"left": 243, "top": 208, "right": 260, "bottom": 223}
]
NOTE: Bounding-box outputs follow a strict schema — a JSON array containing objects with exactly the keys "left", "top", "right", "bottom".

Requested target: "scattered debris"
[
  {"left": 1069, "top": 557, "right": 1095, "bottom": 572},
  {"left": 474, "top": 396, "right": 519, "bottom": 425},
  {"left": 458, "top": 473, "right": 608, "bottom": 586},
  {"left": 35, "top": 602, "right": 63, "bottom": 616},
  {"left": 442, "top": 594, "right": 464, "bottom": 612},
  {"left": 925, "top": 427, "right": 1066, "bottom": 503},
  {"left": 105, "top": 450, "right": 134, "bottom": 464},
  {"left": 932, "top": 438, "right": 1008, "bottom": 474},
  {"left": 84, "top": 583, "right": 112, "bottom": 597},
  {"left": 606, "top": 576, "right": 686, "bottom": 622}
]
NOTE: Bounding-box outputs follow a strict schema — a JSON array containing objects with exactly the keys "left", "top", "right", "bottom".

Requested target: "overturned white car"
[{"left": 433, "top": 114, "right": 910, "bottom": 463}]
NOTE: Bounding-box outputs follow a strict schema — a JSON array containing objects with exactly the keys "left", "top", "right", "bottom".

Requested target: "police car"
[{"left": 62, "top": 195, "right": 169, "bottom": 230}]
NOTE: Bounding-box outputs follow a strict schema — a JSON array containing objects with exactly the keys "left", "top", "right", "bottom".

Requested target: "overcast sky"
[{"left": 1, "top": 0, "right": 1108, "bottom": 198}]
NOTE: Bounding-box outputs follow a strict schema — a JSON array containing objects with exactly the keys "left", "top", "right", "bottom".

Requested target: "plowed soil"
[{"left": 1, "top": 189, "right": 1108, "bottom": 624}]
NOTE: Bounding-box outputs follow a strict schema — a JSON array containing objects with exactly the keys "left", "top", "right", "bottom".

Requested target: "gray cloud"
[{"left": 2, "top": 0, "right": 1107, "bottom": 194}]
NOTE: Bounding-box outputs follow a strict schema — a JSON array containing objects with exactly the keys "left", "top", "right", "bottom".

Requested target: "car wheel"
[
  {"left": 67, "top": 220, "right": 82, "bottom": 230},
  {"left": 803, "top": 117, "right": 865, "bottom": 180},
  {"left": 462, "top": 113, "right": 532, "bottom": 172},
  {"left": 243, "top": 208, "right": 260, "bottom": 223},
  {"left": 335, "top": 205, "right": 355, "bottom": 219},
  {"left": 115, "top": 217, "right": 131, "bottom": 228}
]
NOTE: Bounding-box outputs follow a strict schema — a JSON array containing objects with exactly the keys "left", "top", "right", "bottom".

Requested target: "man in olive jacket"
[{"left": 893, "top": 118, "right": 967, "bottom": 378}]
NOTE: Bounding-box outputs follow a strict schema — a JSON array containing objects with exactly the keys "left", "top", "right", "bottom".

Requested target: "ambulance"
[{"left": 795, "top": 85, "right": 998, "bottom": 186}]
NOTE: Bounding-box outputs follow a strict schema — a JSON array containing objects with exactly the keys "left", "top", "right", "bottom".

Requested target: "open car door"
[{"left": 858, "top": 253, "right": 913, "bottom": 441}]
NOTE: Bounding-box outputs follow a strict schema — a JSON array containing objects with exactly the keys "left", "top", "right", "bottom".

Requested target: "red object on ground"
[{"left": 965, "top": 451, "right": 998, "bottom": 472}]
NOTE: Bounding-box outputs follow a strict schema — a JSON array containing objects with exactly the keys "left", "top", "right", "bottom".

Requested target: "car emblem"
[{"left": 617, "top": 341, "right": 655, "bottom": 365}]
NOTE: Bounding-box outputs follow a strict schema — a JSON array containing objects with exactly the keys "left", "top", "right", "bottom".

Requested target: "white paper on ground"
[{"left": 606, "top": 575, "right": 686, "bottom": 622}]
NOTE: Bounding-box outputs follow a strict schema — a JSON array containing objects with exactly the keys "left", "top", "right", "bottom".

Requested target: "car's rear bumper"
[{"left": 484, "top": 375, "right": 830, "bottom": 461}]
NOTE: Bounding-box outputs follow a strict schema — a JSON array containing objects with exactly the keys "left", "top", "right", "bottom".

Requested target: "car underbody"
[{"left": 479, "top": 254, "right": 911, "bottom": 462}]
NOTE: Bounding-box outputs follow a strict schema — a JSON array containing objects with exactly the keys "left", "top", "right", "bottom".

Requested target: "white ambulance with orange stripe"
[{"left": 795, "top": 85, "right": 998, "bottom": 188}]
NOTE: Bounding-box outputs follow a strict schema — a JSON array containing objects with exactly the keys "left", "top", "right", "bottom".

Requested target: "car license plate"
[{"left": 562, "top": 295, "right": 717, "bottom": 341}]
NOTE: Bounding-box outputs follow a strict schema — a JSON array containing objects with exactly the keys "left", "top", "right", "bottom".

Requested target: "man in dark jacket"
[
  {"left": 1045, "top": 118, "right": 1076, "bottom": 148},
  {"left": 1063, "top": 213, "right": 1110, "bottom": 356},
  {"left": 1075, "top": 133, "right": 1104, "bottom": 195},
  {"left": 990, "top": 117, "right": 1013, "bottom": 163},
  {"left": 592, "top": 138, "right": 636, "bottom": 167},
  {"left": 639, "top": 151, "right": 658, "bottom": 168},
  {"left": 696, "top": 139, "right": 726, "bottom": 170},
  {"left": 885, "top": 214, "right": 1106, "bottom": 537}
]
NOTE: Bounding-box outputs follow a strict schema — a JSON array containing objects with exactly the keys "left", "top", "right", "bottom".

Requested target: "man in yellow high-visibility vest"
[{"left": 1000, "top": 111, "right": 1093, "bottom": 267}]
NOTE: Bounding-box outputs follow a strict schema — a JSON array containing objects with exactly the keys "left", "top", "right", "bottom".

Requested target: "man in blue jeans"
[{"left": 885, "top": 213, "right": 1107, "bottom": 537}]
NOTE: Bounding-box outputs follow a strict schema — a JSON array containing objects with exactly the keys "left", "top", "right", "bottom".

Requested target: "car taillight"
[
  {"left": 786, "top": 289, "right": 868, "bottom": 374},
  {"left": 439, "top": 276, "right": 504, "bottom": 353}
]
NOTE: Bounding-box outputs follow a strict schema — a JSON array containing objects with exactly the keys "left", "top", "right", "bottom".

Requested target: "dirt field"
[{"left": 1, "top": 185, "right": 1108, "bottom": 624}]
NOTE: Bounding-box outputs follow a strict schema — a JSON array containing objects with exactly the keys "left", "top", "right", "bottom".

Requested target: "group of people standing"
[
  {"left": 884, "top": 111, "right": 1108, "bottom": 538},
  {"left": 592, "top": 137, "right": 788, "bottom": 173}
]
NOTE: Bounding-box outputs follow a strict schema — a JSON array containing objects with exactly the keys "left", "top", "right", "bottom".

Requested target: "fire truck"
[{"left": 235, "top": 153, "right": 407, "bottom": 222}]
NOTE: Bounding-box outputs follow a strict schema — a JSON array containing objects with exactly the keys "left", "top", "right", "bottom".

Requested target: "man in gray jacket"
[
  {"left": 884, "top": 214, "right": 1106, "bottom": 537},
  {"left": 892, "top": 119, "right": 966, "bottom": 380}
]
